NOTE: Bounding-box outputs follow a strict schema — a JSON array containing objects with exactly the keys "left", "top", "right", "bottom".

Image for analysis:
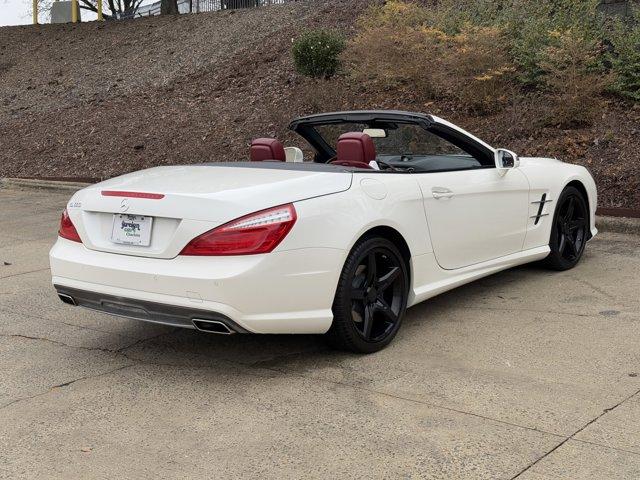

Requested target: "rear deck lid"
[{"left": 68, "top": 164, "right": 352, "bottom": 258}]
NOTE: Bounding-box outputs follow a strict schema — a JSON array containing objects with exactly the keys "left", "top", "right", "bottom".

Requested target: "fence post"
[
  {"left": 71, "top": 0, "right": 78, "bottom": 22},
  {"left": 97, "top": 0, "right": 103, "bottom": 20},
  {"left": 32, "top": 0, "right": 38, "bottom": 24}
]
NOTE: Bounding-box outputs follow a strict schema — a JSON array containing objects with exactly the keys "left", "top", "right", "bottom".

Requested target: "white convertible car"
[{"left": 50, "top": 111, "right": 597, "bottom": 352}]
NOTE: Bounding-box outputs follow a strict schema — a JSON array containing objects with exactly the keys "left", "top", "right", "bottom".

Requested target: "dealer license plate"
[{"left": 111, "top": 214, "right": 153, "bottom": 246}]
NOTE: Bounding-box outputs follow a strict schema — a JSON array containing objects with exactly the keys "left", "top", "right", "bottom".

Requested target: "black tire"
[
  {"left": 326, "top": 237, "right": 409, "bottom": 353},
  {"left": 543, "top": 186, "right": 589, "bottom": 271}
]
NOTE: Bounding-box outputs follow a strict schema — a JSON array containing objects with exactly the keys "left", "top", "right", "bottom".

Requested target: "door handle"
[{"left": 432, "top": 187, "right": 454, "bottom": 199}]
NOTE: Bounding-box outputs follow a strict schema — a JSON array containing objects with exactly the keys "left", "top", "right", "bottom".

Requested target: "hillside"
[
  {"left": 0, "top": 1, "right": 367, "bottom": 175},
  {"left": 0, "top": 0, "right": 638, "bottom": 211}
]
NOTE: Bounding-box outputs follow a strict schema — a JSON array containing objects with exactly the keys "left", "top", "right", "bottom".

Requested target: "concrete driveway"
[{"left": 1, "top": 185, "right": 639, "bottom": 479}]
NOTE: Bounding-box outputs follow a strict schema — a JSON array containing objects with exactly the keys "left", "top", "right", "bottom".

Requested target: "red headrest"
[
  {"left": 335, "top": 132, "right": 376, "bottom": 168},
  {"left": 251, "top": 138, "right": 286, "bottom": 162}
]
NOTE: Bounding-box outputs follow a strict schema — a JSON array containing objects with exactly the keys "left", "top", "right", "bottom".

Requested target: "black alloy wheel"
[
  {"left": 328, "top": 237, "right": 409, "bottom": 353},
  {"left": 544, "top": 186, "right": 589, "bottom": 271}
]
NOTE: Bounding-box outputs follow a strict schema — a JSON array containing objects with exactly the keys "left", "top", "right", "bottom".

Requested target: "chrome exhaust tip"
[
  {"left": 192, "top": 319, "right": 235, "bottom": 335},
  {"left": 58, "top": 293, "right": 77, "bottom": 306}
]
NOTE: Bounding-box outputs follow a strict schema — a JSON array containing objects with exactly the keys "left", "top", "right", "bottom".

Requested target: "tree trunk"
[{"left": 160, "top": 0, "right": 178, "bottom": 14}]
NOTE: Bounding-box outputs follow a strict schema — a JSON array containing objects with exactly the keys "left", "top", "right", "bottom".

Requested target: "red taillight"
[
  {"left": 58, "top": 208, "right": 82, "bottom": 243},
  {"left": 180, "top": 204, "right": 297, "bottom": 256}
]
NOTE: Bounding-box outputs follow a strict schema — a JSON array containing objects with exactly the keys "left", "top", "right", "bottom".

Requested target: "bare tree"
[
  {"left": 36, "top": 0, "right": 146, "bottom": 19},
  {"left": 160, "top": 0, "right": 179, "bottom": 14}
]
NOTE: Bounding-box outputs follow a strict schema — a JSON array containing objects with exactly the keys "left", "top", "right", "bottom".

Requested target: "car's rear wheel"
[
  {"left": 544, "top": 186, "right": 589, "bottom": 271},
  {"left": 327, "top": 237, "right": 409, "bottom": 353}
]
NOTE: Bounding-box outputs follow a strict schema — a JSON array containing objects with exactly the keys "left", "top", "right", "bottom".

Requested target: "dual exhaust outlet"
[
  {"left": 58, "top": 293, "right": 77, "bottom": 306},
  {"left": 191, "top": 319, "right": 235, "bottom": 335},
  {"left": 58, "top": 293, "right": 235, "bottom": 335}
]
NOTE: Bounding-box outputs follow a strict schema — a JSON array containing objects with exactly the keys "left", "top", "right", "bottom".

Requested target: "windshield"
[
  {"left": 314, "top": 122, "right": 467, "bottom": 157},
  {"left": 310, "top": 122, "right": 487, "bottom": 173}
]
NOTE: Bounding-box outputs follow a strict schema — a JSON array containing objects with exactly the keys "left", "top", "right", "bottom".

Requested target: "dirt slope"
[
  {"left": 0, "top": 2, "right": 349, "bottom": 117},
  {"left": 0, "top": 0, "right": 638, "bottom": 210},
  {"left": 0, "top": 1, "right": 365, "bottom": 177}
]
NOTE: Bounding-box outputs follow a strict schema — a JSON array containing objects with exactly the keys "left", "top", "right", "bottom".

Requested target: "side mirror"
[{"left": 495, "top": 148, "right": 520, "bottom": 172}]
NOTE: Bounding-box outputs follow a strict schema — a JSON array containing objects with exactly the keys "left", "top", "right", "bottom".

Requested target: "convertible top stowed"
[{"left": 198, "top": 161, "right": 353, "bottom": 173}]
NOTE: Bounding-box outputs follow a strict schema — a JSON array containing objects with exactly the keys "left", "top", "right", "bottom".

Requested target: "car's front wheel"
[
  {"left": 327, "top": 237, "right": 409, "bottom": 353},
  {"left": 544, "top": 186, "right": 589, "bottom": 271}
]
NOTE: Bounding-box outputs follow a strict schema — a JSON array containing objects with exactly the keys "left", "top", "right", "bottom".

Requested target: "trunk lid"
[{"left": 71, "top": 165, "right": 352, "bottom": 259}]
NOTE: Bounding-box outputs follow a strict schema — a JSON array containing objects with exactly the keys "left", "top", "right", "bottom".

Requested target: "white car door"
[
  {"left": 416, "top": 167, "right": 530, "bottom": 270},
  {"left": 378, "top": 116, "right": 530, "bottom": 270}
]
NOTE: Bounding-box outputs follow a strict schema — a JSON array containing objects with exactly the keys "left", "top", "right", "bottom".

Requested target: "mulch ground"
[{"left": 0, "top": 0, "right": 638, "bottom": 210}]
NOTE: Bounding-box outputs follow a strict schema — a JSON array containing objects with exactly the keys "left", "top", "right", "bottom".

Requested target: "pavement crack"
[
  {"left": 2, "top": 327, "right": 180, "bottom": 357},
  {"left": 0, "top": 306, "right": 133, "bottom": 337},
  {"left": 0, "top": 267, "right": 51, "bottom": 279},
  {"left": 116, "top": 328, "right": 181, "bottom": 353},
  {"left": 247, "top": 362, "right": 564, "bottom": 439},
  {"left": 510, "top": 386, "right": 640, "bottom": 478},
  {"left": 249, "top": 348, "right": 330, "bottom": 369},
  {"left": 0, "top": 333, "right": 120, "bottom": 354},
  {"left": 570, "top": 438, "right": 640, "bottom": 457},
  {"left": 573, "top": 276, "right": 618, "bottom": 302},
  {"left": 465, "top": 306, "right": 595, "bottom": 318},
  {"left": 0, "top": 364, "right": 136, "bottom": 411}
]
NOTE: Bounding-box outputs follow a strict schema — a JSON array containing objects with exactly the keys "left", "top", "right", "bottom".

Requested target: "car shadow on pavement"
[{"left": 117, "top": 262, "right": 554, "bottom": 372}]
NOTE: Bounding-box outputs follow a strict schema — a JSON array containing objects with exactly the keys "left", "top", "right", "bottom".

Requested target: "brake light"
[
  {"left": 180, "top": 204, "right": 297, "bottom": 256},
  {"left": 58, "top": 208, "right": 82, "bottom": 243},
  {"left": 102, "top": 191, "right": 165, "bottom": 199}
]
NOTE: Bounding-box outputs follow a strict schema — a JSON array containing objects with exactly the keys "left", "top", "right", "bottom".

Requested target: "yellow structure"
[{"left": 34, "top": 0, "right": 104, "bottom": 25}]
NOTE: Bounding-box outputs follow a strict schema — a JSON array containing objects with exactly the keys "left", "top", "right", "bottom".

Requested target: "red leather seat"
[
  {"left": 251, "top": 138, "right": 286, "bottom": 162},
  {"left": 331, "top": 132, "right": 375, "bottom": 169}
]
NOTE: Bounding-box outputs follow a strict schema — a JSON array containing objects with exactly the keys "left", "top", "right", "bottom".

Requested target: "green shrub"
[
  {"left": 609, "top": 9, "right": 640, "bottom": 101},
  {"left": 503, "top": 0, "right": 606, "bottom": 86},
  {"left": 539, "top": 29, "right": 610, "bottom": 127},
  {"left": 345, "top": 0, "right": 637, "bottom": 125},
  {"left": 292, "top": 29, "right": 346, "bottom": 79},
  {"left": 427, "top": 0, "right": 606, "bottom": 87}
]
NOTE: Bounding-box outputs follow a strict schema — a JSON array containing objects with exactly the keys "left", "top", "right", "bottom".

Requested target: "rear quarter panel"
[
  {"left": 281, "top": 173, "right": 431, "bottom": 255},
  {"left": 279, "top": 173, "right": 432, "bottom": 302}
]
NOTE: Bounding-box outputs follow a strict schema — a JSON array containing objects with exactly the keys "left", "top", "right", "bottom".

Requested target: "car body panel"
[
  {"left": 416, "top": 167, "right": 530, "bottom": 270},
  {"left": 50, "top": 112, "right": 598, "bottom": 335},
  {"left": 518, "top": 157, "right": 598, "bottom": 250},
  {"left": 67, "top": 165, "right": 352, "bottom": 259},
  {"left": 51, "top": 238, "right": 343, "bottom": 333}
]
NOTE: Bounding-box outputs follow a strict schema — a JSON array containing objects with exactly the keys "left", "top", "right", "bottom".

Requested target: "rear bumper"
[
  {"left": 50, "top": 238, "right": 345, "bottom": 334},
  {"left": 54, "top": 285, "right": 249, "bottom": 333}
]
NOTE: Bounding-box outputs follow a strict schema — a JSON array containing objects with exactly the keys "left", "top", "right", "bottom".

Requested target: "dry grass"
[
  {"left": 344, "top": 2, "right": 515, "bottom": 114},
  {"left": 432, "top": 25, "right": 514, "bottom": 114},
  {"left": 343, "top": 0, "right": 627, "bottom": 122}
]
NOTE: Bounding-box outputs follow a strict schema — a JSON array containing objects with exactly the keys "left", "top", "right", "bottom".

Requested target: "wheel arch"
[
  {"left": 563, "top": 179, "right": 592, "bottom": 239},
  {"left": 565, "top": 180, "right": 589, "bottom": 211},
  {"left": 354, "top": 225, "right": 413, "bottom": 285}
]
